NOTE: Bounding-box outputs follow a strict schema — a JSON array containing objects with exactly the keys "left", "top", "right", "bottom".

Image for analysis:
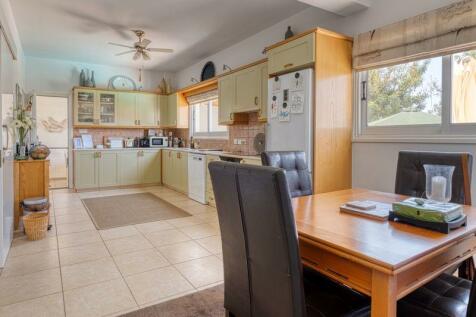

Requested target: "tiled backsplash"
[{"left": 73, "top": 112, "right": 265, "bottom": 156}]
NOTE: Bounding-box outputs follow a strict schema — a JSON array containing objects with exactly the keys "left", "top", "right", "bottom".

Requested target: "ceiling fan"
[{"left": 109, "top": 30, "right": 174, "bottom": 61}]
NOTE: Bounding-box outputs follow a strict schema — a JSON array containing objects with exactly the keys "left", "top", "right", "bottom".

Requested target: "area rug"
[
  {"left": 82, "top": 193, "right": 192, "bottom": 229},
  {"left": 120, "top": 284, "right": 225, "bottom": 317}
]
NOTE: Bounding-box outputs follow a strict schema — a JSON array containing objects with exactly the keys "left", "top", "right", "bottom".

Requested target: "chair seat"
[
  {"left": 303, "top": 267, "right": 370, "bottom": 317},
  {"left": 398, "top": 273, "right": 471, "bottom": 317}
]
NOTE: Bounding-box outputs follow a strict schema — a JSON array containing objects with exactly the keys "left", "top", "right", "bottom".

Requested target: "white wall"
[{"left": 25, "top": 56, "right": 172, "bottom": 95}]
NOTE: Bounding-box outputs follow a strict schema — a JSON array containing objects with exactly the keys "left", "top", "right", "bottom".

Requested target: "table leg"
[{"left": 371, "top": 270, "right": 397, "bottom": 317}]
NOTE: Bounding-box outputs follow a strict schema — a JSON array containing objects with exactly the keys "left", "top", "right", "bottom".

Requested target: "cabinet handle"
[
  {"left": 157, "top": 120, "right": 160, "bottom": 125},
  {"left": 284, "top": 63, "right": 294, "bottom": 68},
  {"left": 98, "top": 152, "right": 102, "bottom": 158},
  {"left": 254, "top": 96, "right": 259, "bottom": 105},
  {"left": 229, "top": 113, "right": 233, "bottom": 120},
  {"left": 138, "top": 120, "right": 141, "bottom": 125}
]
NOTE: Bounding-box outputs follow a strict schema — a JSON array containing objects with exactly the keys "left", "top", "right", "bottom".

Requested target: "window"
[
  {"left": 356, "top": 49, "right": 476, "bottom": 141},
  {"left": 191, "top": 99, "right": 227, "bottom": 138}
]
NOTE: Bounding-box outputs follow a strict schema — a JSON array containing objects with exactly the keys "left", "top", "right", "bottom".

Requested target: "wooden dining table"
[{"left": 292, "top": 188, "right": 476, "bottom": 317}]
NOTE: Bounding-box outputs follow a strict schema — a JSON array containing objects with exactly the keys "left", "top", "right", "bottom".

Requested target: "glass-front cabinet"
[
  {"left": 99, "top": 93, "right": 116, "bottom": 125},
  {"left": 74, "top": 89, "right": 95, "bottom": 125}
]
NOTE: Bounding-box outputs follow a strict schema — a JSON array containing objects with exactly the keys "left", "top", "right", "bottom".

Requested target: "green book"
[{"left": 392, "top": 198, "right": 463, "bottom": 223}]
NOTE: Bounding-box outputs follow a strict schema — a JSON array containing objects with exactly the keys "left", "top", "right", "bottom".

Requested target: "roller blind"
[
  {"left": 353, "top": 0, "right": 476, "bottom": 70},
  {"left": 185, "top": 89, "right": 218, "bottom": 105}
]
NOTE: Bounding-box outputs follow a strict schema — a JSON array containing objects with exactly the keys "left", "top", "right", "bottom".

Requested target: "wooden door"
[
  {"left": 234, "top": 65, "right": 261, "bottom": 113},
  {"left": 98, "top": 151, "right": 119, "bottom": 187},
  {"left": 74, "top": 151, "right": 98, "bottom": 189},
  {"left": 218, "top": 75, "right": 235, "bottom": 124},
  {"left": 267, "top": 32, "right": 315, "bottom": 75},
  {"left": 140, "top": 150, "right": 161, "bottom": 184},
  {"left": 116, "top": 92, "right": 136, "bottom": 126},
  {"left": 118, "top": 151, "right": 140, "bottom": 185},
  {"left": 136, "top": 94, "right": 157, "bottom": 126}
]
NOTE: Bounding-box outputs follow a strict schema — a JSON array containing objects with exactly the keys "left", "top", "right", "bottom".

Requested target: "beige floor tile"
[
  {"left": 0, "top": 268, "right": 62, "bottom": 306},
  {"left": 57, "top": 230, "right": 102, "bottom": 248},
  {"left": 125, "top": 266, "right": 194, "bottom": 305},
  {"left": 105, "top": 234, "right": 153, "bottom": 255},
  {"left": 158, "top": 241, "right": 211, "bottom": 264},
  {"left": 2, "top": 250, "right": 59, "bottom": 277},
  {"left": 64, "top": 278, "right": 137, "bottom": 317},
  {"left": 59, "top": 242, "right": 110, "bottom": 266},
  {"left": 0, "top": 292, "right": 64, "bottom": 317},
  {"left": 99, "top": 225, "right": 140, "bottom": 241},
  {"left": 181, "top": 204, "right": 217, "bottom": 215},
  {"left": 195, "top": 211, "right": 219, "bottom": 222},
  {"left": 166, "top": 216, "right": 206, "bottom": 228},
  {"left": 9, "top": 236, "right": 57, "bottom": 257},
  {"left": 175, "top": 256, "right": 224, "bottom": 288},
  {"left": 179, "top": 223, "right": 220, "bottom": 239},
  {"left": 52, "top": 200, "right": 84, "bottom": 210},
  {"left": 55, "top": 213, "right": 91, "bottom": 225},
  {"left": 61, "top": 257, "right": 121, "bottom": 291},
  {"left": 54, "top": 206, "right": 87, "bottom": 217},
  {"left": 113, "top": 249, "right": 169, "bottom": 276},
  {"left": 196, "top": 235, "right": 223, "bottom": 254},
  {"left": 56, "top": 220, "right": 95, "bottom": 235},
  {"left": 145, "top": 229, "right": 191, "bottom": 247},
  {"left": 134, "top": 221, "right": 174, "bottom": 234}
]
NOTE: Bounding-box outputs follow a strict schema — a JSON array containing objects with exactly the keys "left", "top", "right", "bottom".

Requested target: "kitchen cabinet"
[
  {"left": 162, "top": 149, "right": 172, "bottom": 186},
  {"left": 206, "top": 155, "right": 219, "bottom": 207},
  {"left": 98, "top": 92, "right": 117, "bottom": 125},
  {"left": 242, "top": 158, "right": 262, "bottom": 166},
  {"left": 258, "top": 62, "right": 268, "bottom": 122},
  {"left": 74, "top": 89, "right": 96, "bottom": 125},
  {"left": 98, "top": 151, "right": 119, "bottom": 187},
  {"left": 74, "top": 151, "right": 98, "bottom": 189},
  {"left": 266, "top": 32, "right": 315, "bottom": 75},
  {"left": 163, "top": 93, "right": 188, "bottom": 128},
  {"left": 74, "top": 149, "right": 162, "bottom": 190},
  {"left": 161, "top": 150, "right": 188, "bottom": 194},
  {"left": 136, "top": 94, "right": 157, "bottom": 126},
  {"left": 218, "top": 75, "right": 235, "bottom": 124},
  {"left": 157, "top": 95, "right": 168, "bottom": 127},
  {"left": 234, "top": 64, "right": 261, "bottom": 113},
  {"left": 116, "top": 92, "right": 136, "bottom": 126}
]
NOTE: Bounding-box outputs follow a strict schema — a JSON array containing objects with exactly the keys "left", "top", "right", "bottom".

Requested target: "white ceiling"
[
  {"left": 11, "top": 0, "right": 309, "bottom": 72},
  {"left": 298, "top": 0, "right": 371, "bottom": 16}
]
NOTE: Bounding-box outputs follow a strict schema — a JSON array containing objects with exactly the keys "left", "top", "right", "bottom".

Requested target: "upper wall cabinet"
[
  {"left": 266, "top": 32, "right": 315, "bottom": 75},
  {"left": 162, "top": 93, "right": 188, "bottom": 129},
  {"left": 234, "top": 64, "right": 261, "bottom": 113},
  {"left": 73, "top": 88, "right": 163, "bottom": 128}
]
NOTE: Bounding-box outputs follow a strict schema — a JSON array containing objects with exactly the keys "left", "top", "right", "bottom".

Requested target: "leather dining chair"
[
  {"left": 208, "top": 162, "right": 251, "bottom": 317},
  {"left": 211, "top": 161, "right": 370, "bottom": 317},
  {"left": 261, "top": 151, "right": 312, "bottom": 198}
]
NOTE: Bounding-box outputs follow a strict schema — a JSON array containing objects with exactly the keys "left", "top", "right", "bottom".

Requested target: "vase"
[
  {"left": 80, "top": 69, "right": 85, "bottom": 86},
  {"left": 16, "top": 145, "right": 28, "bottom": 160},
  {"left": 424, "top": 164, "right": 455, "bottom": 203},
  {"left": 285, "top": 26, "right": 294, "bottom": 39},
  {"left": 30, "top": 143, "right": 50, "bottom": 160},
  {"left": 91, "top": 71, "right": 96, "bottom": 88}
]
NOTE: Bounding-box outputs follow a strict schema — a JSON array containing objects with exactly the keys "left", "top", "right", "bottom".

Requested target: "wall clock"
[
  {"left": 201, "top": 61, "right": 216, "bottom": 81},
  {"left": 108, "top": 75, "right": 137, "bottom": 90}
]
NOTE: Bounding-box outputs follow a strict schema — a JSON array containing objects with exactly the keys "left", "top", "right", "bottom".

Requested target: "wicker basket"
[{"left": 23, "top": 212, "right": 49, "bottom": 241}]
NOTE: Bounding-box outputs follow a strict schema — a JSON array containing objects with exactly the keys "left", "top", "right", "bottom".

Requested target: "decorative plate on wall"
[
  {"left": 201, "top": 61, "right": 216, "bottom": 81},
  {"left": 108, "top": 75, "right": 137, "bottom": 90}
]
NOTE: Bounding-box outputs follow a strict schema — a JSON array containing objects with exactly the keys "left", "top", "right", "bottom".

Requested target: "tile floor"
[{"left": 0, "top": 186, "right": 223, "bottom": 317}]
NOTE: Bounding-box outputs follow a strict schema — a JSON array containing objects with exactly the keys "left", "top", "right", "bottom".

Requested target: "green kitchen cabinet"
[
  {"left": 117, "top": 93, "right": 136, "bottom": 126},
  {"left": 136, "top": 94, "right": 157, "bottom": 126},
  {"left": 74, "top": 151, "right": 98, "bottom": 189},
  {"left": 98, "top": 151, "right": 119, "bottom": 187},
  {"left": 118, "top": 151, "right": 140, "bottom": 185},
  {"left": 140, "top": 150, "right": 161, "bottom": 184}
]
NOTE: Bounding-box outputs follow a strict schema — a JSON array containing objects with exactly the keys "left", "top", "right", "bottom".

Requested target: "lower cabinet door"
[
  {"left": 118, "top": 151, "right": 140, "bottom": 185},
  {"left": 140, "top": 151, "right": 161, "bottom": 184},
  {"left": 99, "top": 152, "right": 119, "bottom": 187},
  {"left": 177, "top": 152, "right": 188, "bottom": 193},
  {"left": 74, "top": 151, "right": 98, "bottom": 189}
]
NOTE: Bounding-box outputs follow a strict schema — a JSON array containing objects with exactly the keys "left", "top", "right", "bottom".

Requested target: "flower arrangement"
[{"left": 9, "top": 96, "right": 34, "bottom": 159}]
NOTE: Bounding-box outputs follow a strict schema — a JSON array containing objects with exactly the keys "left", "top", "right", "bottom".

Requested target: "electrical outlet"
[{"left": 233, "top": 139, "right": 238, "bottom": 145}]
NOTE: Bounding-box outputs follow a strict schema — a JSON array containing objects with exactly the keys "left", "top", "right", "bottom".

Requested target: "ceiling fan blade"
[
  {"left": 147, "top": 48, "right": 174, "bottom": 53},
  {"left": 140, "top": 38, "right": 151, "bottom": 47},
  {"left": 115, "top": 50, "right": 136, "bottom": 56},
  {"left": 142, "top": 51, "right": 151, "bottom": 60},
  {"left": 133, "top": 51, "right": 141, "bottom": 60},
  {"left": 109, "top": 42, "right": 134, "bottom": 49}
]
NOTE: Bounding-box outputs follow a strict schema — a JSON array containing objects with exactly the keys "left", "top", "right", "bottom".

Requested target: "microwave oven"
[{"left": 149, "top": 136, "right": 168, "bottom": 147}]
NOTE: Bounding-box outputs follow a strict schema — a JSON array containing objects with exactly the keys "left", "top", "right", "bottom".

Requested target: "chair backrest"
[
  {"left": 236, "top": 163, "right": 307, "bottom": 317},
  {"left": 395, "top": 151, "right": 473, "bottom": 205},
  {"left": 208, "top": 162, "right": 251, "bottom": 317},
  {"left": 261, "top": 151, "right": 312, "bottom": 198},
  {"left": 467, "top": 277, "right": 476, "bottom": 317}
]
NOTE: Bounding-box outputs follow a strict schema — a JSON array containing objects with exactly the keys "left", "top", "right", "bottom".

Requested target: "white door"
[{"left": 0, "top": 30, "right": 16, "bottom": 266}]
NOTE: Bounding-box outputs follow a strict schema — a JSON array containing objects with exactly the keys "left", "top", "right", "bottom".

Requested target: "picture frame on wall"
[{"left": 73, "top": 137, "right": 83, "bottom": 149}]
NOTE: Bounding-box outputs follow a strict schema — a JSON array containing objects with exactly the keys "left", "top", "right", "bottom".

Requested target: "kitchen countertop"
[{"left": 72, "top": 147, "right": 261, "bottom": 160}]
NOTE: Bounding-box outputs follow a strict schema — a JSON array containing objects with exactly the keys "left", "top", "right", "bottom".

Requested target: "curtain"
[
  {"left": 353, "top": 0, "right": 476, "bottom": 70},
  {"left": 185, "top": 89, "right": 218, "bottom": 105}
]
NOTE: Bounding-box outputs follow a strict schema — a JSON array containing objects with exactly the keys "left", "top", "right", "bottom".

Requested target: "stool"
[{"left": 22, "top": 197, "right": 52, "bottom": 231}]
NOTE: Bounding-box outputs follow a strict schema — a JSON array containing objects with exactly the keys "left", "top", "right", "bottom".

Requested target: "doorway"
[{"left": 35, "top": 95, "right": 69, "bottom": 189}]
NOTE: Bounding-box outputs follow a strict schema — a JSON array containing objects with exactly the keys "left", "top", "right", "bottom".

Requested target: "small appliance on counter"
[
  {"left": 149, "top": 136, "right": 168, "bottom": 148},
  {"left": 124, "top": 138, "right": 135, "bottom": 148},
  {"left": 107, "top": 137, "right": 124, "bottom": 149},
  {"left": 139, "top": 137, "right": 150, "bottom": 148}
]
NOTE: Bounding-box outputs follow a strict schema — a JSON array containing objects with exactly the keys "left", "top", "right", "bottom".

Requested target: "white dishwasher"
[{"left": 188, "top": 153, "right": 207, "bottom": 204}]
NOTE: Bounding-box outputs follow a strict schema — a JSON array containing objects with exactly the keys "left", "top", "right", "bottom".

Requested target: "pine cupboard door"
[
  {"left": 234, "top": 65, "right": 261, "bottom": 113},
  {"left": 117, "top": 92, "right": 137, "bottom": 126},
  {"left": 140, "top": 150, "right": 161, "bottom": 184},
  {"left": 218, "top": 75, "right": 235, "bottom": 124},
  {"left": 162, "top": 150, "right": 171, "bottom": 186},
  {"left": 157, "top": 95, "right": 168, "bottom": 126},
  {"left": 175, "top": 151, "right": 188, "bottom": 193},
  {"left": 98, "top": 152, "right": 119, "bottom": 187},
  {"left": 258, "top": 63, "right": 268, "bottom": 122},
  {"left": 167, "top": 94, "right": 178, "bottom": 127},
  {"left": 74, "top": 151, "right": 98, "bottom": 189},
  {"left": 267, "top": 32, "right": 315, "bottom": 75},
  {"left": 118, "top": 151, "right": 140, "bottom": 185},
  {"left": 136, "top": 94, "right": 157, "bottom": 126}
]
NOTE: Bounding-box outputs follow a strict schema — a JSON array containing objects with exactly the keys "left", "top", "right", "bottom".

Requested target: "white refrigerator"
[{"left": 266, "top": 68, "right": 313, "bottom": 172}]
